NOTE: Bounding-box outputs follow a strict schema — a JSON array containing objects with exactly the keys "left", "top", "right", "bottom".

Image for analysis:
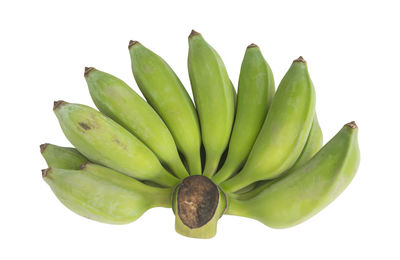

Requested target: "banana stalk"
[{"left": 172, "top": 175, "right": 226, "bottom": 238}]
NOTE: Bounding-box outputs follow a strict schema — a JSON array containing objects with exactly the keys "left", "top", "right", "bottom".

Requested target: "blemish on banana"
[
  {"left": 113, "top": 138, "right": 127, "bottom": 150},
  {"left": 79, "top": 122, "right": 91, "bottom": 130}
]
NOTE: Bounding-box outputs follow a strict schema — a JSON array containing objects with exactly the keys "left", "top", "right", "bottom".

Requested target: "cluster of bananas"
[{"left": 41, "top": 30, "right": 360, "bottom": 239}]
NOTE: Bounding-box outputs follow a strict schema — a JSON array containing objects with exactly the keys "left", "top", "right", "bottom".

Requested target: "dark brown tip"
[
  {"left": 84, "top": 67, "right": 95, "bottom": 77},
  {"left": 189, "top": 29, "right": 200, "bottom": 38},
  {"left": 293, "top": 56, "right": 306, "bottom": 63},
  {"left": 345, "top": 121, "right": 358, "bottom": 129},
  {"left": 42, "top": 168, "right": 50, "bottom": 177},
  {"left": 53, "top": 100, "right": 66, "bottom": 110},
  {"left": 247, "top": 43, "right": 258, "bottom": 48},
  {"left": 40, "top": 143, "right": 48, "bottom": 153},
  {"left": 128, "top": 40, "right": 140, "bottom": 49},
  {"left": 80, "top": 162, "right": 89, "bottom": 170}
]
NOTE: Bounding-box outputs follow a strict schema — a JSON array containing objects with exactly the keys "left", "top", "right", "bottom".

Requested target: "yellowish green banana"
[
  {"left": 40, "top": 143, "right": 88, "bottom": 169},
  {"left": 232, "top": 114, "right": 323, "bottom": 200},
  {"left": 213, "top": 43, "right": 275, "bottom": 184},
  {"left": 53, "top": 101, "right": 179, "bottom": 187},
  {"left": 129, "top": 41, "right": 202, "bottom": 175},
  {"left": 84, "top": 68, "right": 188, "bottom": 179},
  {"left": 221, "top": 57, "right": 315, "bottom": 192},
  {"left": 188, "top": 30, "right": 235, "bottom": 177},
  {"left": 42, "top": 163, "right": 172, "bottom": 224},
  {"left": 227, "top": 122, "right": 359, "bottom": 228}
]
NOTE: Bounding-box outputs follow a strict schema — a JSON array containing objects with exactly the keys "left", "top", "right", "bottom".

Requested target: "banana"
[
  {"left": 231, "top": 114, "right": 323, "bottom": 200},
  {"left": 40, "top": 143, "right": 88, "bottom": 169},
  {"left": 129, "top": 41, "right": 202, "bottom": 175},
  {"left": 42, "top": 163, "right": 172, "bottom": 224},
  {"left": 53, "top": 101, "right": 179, "bottom": 187},
  {"left": 188, "top": 30, "right": 235, "bottom": 177},
  {"left": 213, "top": 43, "right": 275, "bottom": 184},
  {"left": 221, "top": 57, "right": 315, "bottom": 192},
  {"left": 227, "top": 122, "right": 360, "bottom": 228},
  {"left": 84, "top": 68, "right": 188, "bottom": 179}
]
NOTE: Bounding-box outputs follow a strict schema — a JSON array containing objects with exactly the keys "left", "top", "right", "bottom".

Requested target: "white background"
[{"left": 1, "top": 0, "right": 399, "bottom": 259}]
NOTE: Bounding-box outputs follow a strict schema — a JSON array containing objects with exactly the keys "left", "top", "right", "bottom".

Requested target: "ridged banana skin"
[
  {"left": 53, "top": 101, "right": 179, "bottom": 187},
  {"left": 290, "top": 114, "right": 323, "bottom": 171},
  {"left": 231, "top": 114, "right": 323, "bottom": 200},
  {"left": 42, "top": 164, "right": 172, "bottom": 224},
  {"left": 188, "top": 31, "right": 235, "bottom": 177},
  {"left": 85, "top": 68, "right": 188, "bottom": 179},
  {"left": 129, "top": 41, "right": 202, "bottom": 175},
  {"left": 227, "top": 122, "right": 360, "bottom": 228},
  {"left": 40, "top": 143, "right": 88, "bottom": 170},
  {"left": 221, "top": 58, "right": 315, "bottom": 192},
  {"left": 213, "top": 44, "right": 275, "bottom": 184}
]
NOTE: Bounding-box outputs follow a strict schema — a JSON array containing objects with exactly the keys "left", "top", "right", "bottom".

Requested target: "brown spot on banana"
[{"left": 78, "top": 122, "right": 91, "bottom": 130}]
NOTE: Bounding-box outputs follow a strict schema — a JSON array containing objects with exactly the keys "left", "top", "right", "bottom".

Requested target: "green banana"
[
  {"left": 227, "top": 122, "right": 359, "bottom": 228},
  {"left": 129, "top": 41, "right": 202, "bottom": 175},
  {"left": 42, "top": 163, "right": 172, "bottom": 224},
  {"left": 213, "top": 43, "right": 275, "bottom": 184},
  {"left": 188, "top": 30, "right": 235, "bottom": 177},
  {"left": 84, "top": 68, "right": 188, "bottom": 179},
  {"left": 232, "top": 114, "right": 323, "bottom": 200},
  {"left": 221, "top": 57, "right": 315, "bottom": 192},
  {"left": 53, "top": 101, "right": 179, "bottom": 187},
  {"left": 40, "top": 143, "right": 88, "bottom": 169}
]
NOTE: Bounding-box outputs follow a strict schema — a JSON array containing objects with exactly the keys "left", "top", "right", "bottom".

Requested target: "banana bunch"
[{"left": 41, "top": 30, "right": 360, "bottom": 239}]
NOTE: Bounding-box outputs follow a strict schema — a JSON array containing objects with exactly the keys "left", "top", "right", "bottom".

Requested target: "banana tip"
[
  {"left": 345, "top": 121, "right": 358, "bottom": 129},
  {"left": 293, "top": 56, "right": 306, "bottom": 63},
  {"left": 84, "top": 67, "right": 95, "bottom": 77},
  {"left": 42, "top": 168, "right": 50, "bottom": 177},
  {"left": 189, "top": 29, "right": 200, "bottom": 38},
  {"left": 128, "top": 40, "right": 140, "bottom": 49},
  {"left": 40, "top": 143, "right": 48, "bottom": 153},
  {"left": 247, "top": 43, "right": 258, "bottom": 48},
  {"left": 53, "top": 100, "right": 66, "bottom": 110}
]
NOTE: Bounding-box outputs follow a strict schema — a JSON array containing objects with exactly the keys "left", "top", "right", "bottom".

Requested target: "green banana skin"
[
  {"left": 42, "top": 164, "right": 172, "bottom": 224},
  {"left": 231, "top": 114, "right": 323, "bottom": 200},
  {"left": 84, "top": 68, "right": 188, "bottom": 179},
  {"left": 290, "top": 114, "right": 323, "bottom": 171},
  {"left": 213, "top": 44, "right": 275, "bottom": 184},
  {"left": 221, "top": 57, "right": 316, "bottom": 192},
  {"left": 40, "top": 143, "right": 88, "bottom": 169},
  {"left": 53, "top": 101, "right": 179, "bottom": 187},
  {"left": 129, "top": 41, "right": 202, "bottom": 175},
  {"left": 227, "top": 122, "right": 360, "bottom": 228},
  {"left": 188, "top": 30, "right": 235, "bottom": 177}
]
